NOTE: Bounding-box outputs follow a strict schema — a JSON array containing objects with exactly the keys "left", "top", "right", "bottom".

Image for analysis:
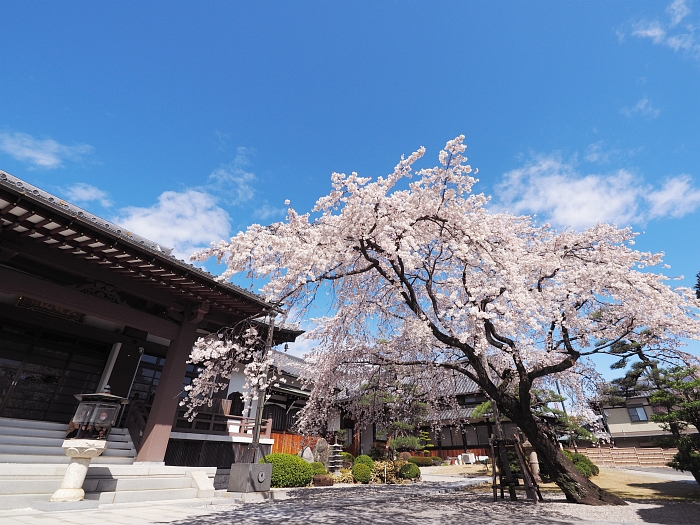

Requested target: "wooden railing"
[
  {"left": 124, "top": 401, "right": 149, "bottom": 452},
  {"left": 228, "top": 416, "right": 272, "bottom": 439},
  {"left": 173, "top": 399, "right": 233, "bottom": 434}
]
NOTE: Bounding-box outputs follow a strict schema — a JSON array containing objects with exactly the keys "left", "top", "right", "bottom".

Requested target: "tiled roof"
[{"left": 0, "top": 170, "right": 274, "bottom": 313}]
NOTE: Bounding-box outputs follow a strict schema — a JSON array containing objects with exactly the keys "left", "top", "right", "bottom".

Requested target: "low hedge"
[
  {"left": 260, "top": 453, "right": 314, "bottom": 488},
  {"left": 398, "top": 462, "right": 421, "bottom": 480},
  {"left": 354, "top": 454, "right": 374, "bottom": 470},
  {"left": 352, "top": 463, "right": 371, "bottom": 484},
  {"left": 407, "top": 456, "right": 434, "bottom": 467},
  {"left": 310, "top": 461, "right": 328, "bottom": 475}
]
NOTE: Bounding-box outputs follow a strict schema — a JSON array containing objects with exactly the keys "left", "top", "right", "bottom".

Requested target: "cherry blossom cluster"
[
  {"left": 190, "top": 136, "right": 700, "bottom": 435},
  {"left": 182, "top": 323, "right": 279, "bottom": 420}
]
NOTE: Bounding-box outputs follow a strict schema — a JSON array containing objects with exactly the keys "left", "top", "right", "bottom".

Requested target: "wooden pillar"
[{"left": 136, "top": 303, "right": 199, "bottom": 463}]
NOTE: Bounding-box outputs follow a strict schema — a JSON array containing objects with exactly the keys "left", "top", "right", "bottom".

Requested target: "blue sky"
[{"left": 1, "top": 1, "right": 700, "bottom": 376}]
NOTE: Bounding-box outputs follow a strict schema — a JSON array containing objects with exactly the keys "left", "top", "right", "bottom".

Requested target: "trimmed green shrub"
[
  {"left": 388, "top": 435, "right": 421, "bottom": 451},
  {"left": 352, "top": 463, "right": 371, "bottom": 484},
  {"left": 355, "top": 454, "right": 374, "bottom": 470},
  {"left": 260, "top": 453, "right": 314, "bottom": 488},
  {"left": 431, "top": 456, "right": 443, "bottom": 466},
  {"left": 563, "top": 451, "right": 599, "bottom": 478},
  {"left": 341, "top": 452, "right": 355, "bottom": 465},
  {"left": 333, "top": 468, "right": 354, "bottom": 484},
  {"left": 397, "top": 451, "right": 412, "bottom": 461},
  {"left": 310, "top": 461, "right": 328, "bottom": 475},
  {"left": 372, "top": 460, "right": 407, "bottom": 484},
  {"left": 398, "top": 462, "right": 421, "bottom": 480},
  {"left": 369, "top": 441, "right": 387, "bottom": 460},
  {"left": 407, "top": 455, "right": 433, "bottom": 467}
]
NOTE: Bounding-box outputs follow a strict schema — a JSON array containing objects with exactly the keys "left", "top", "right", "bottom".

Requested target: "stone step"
[
  {"left": 0, "top": 442, "right": 134, "bottom": 456},
  {"left": 0, "top": 493, "right": 51, "bottom": 511},
  {"left": 92, "top": 456, "right": 134, "bottom": 464},
  {"left": 85, "top": 487, "right": 199, "bottom": 505},
  {"left": 0, "top": 464, "right": 68, "bottom": 477},
  {"left": 0, "top": 444, "right": 64, "bottom": 456},
  {"left": 0, "top": 453, "right": 135, "bottom": 464},
  {"left": 0, "top": 417, "right": 66, "bottom": 432},
  {"left": 0, "top": 434, "right": 65, "bottom": 446},
  {"left": 103, "top": 441, "right": 136, "bottom": 452},
  {"left": 0, "top": 478, "right": 62, "bottom": 495},
  {"left": 84, "top": 476, "right": 194, "bottom": 493},
  {"left": 0, "top": 426, "right": 67, "bottom": 439}
]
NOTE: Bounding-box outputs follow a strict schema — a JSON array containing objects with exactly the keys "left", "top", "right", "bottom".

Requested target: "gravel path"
[
  {"left": 2, "top": 479, "right": 698, "bottom": 524},
  {"left": 178, "top": 484, "right": 700, "bottom": 525}
]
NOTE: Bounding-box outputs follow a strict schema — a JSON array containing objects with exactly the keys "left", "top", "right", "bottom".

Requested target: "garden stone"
[{"left": 299, "top": 446, "right": 315, "bottom": 463}]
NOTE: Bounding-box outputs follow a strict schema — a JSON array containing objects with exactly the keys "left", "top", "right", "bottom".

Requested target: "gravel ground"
[
  {"left": 179, "top": 483, "right": 700, "bottom": 525},
  {"left": 3, "top": 478, "right": 698, "bottom": 524}
]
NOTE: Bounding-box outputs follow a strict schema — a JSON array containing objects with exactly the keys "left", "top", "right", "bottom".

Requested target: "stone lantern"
[{"left": 50, "top": 388, "right": 128, "bottom": 502}]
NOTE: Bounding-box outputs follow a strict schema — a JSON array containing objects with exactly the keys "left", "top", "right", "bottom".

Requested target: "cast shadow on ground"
[{"left": 156, "top": 490, "right": 580, "bottom": 525}]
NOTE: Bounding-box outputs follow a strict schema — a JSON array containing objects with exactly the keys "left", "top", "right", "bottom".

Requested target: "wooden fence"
[
  {"left": 576, "top": 447, "right": 677, "bottom": 468},
  {"left": 271, "top": 432, "right": 320, "bottom": 455}
]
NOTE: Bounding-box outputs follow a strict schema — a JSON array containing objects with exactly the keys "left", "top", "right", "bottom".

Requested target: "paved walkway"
[{"left": 2, "top": 478, "right": 699, "bottom": 525}]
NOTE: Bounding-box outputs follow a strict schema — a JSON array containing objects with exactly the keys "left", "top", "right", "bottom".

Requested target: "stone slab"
[
  {"left": 228, "top": 463, "right": 271, "bottom": 493},
  {"left": 30, "top": 500, "right": 100, "bottom": 511}
]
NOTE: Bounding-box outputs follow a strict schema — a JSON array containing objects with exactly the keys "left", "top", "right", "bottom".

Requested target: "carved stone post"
[{"left": 50, "top": 440, "right": 107, "bottom": 502}]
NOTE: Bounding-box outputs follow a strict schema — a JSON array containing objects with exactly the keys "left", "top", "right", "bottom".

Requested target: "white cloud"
[
  {"left": 254, "top": 203, "right": 287, "bottom": 221},
  {"left": 283, "top": 334, "right": 318, "bottom": 359},
  {"left": 667, "top": 0, "right": 691, "bottom": 26},
  {"left": 647, "top": 175, "right": 700, "bottom": 218},
  {"left": 0, "top": 131, "right": 93, "bottom": 169},
  {"left": 112, "top": 190, "right": 231, "bottom": 260},
  {"left": 632, "top": 21, "right": 667, "bottom": 43},
  {"left": 621, "top": 97, "right": 660, "bottom": 119},
  {"left": 208, "top": 147, "right": 257, "bottom": 204},
  {"left": 630, "top": 1, "right": 700, "bottom": 59},
  {"left": 62, "top": 182, "right": 112, "bottom": 207},
  {"left": 583, "top": 141, "right": 640, "bottom": 164},
  {"left": 494, "top": 155, "right": 700, "bottom": 230}
]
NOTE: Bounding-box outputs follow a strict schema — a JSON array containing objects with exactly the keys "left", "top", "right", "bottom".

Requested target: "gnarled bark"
[{"left": 509, "top": 409, "right": 627, "bottom": 505}]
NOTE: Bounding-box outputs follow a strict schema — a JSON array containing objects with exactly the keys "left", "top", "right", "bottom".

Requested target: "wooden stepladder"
[{"left": 490, "top": 435, "right": 543, "bottom": 503}]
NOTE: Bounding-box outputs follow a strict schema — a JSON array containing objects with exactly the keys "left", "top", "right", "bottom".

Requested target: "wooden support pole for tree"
[{"left": 513, "top": 434, "right": 543, "bottom": 503}]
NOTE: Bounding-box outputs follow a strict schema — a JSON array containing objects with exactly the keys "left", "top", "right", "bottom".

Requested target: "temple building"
[{"left": 0, "top": 169, "right": 305, "bottom": 469}]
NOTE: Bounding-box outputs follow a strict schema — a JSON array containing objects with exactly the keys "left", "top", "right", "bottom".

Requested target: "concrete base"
[
  {"left": 228, "top": 463, "right": 272, "bottom": 493},
  {"left": 221, "top": 490, "right": 289, "bottom": 503},
  {"left": 31, "top": 500, "right": 100, "bottom": 511}
]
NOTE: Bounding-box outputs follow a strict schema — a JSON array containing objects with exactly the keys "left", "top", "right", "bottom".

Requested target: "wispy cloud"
[
  {"left": 668, "top": 0, "right": 691, "bottom": 26},
  {"left": 108, "top": 145, "right": 267, "bottom": 261},
  {"left": 621, "top": 97, "right": 660, "bottom": 119},
  {"left": 0, "top": 131, "right": 93, "bottom": 169},
  {"left": 630, "top": 0, "right": 700, "bottom": 59},
  {"left": 112, "top": 190, "right": 231, "bottom": 260},
  {"left": 646, "top": 175, "right": 700, "bottom": 218},
  {"left": 583, "top": 141, "right": 641, "bottom": 164},
  {"left": 207, "top": 147, "right": 257, "bottom": 204},
  {"left": 494, "top": 154, "right": 700, "bottom": 230},
  {"left": 254, "top": 203, "right": 287, "bottom": 221},
  {"left": 62, "top": 182, "right": 112, "bottom": 208}
]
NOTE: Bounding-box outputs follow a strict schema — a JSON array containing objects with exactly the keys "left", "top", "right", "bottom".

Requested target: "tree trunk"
[
  {"left": 509, "top": 410, "right": 627, "bottom": 505},
  {"left": 691, "top": 470, "right": 700, "bottom": 485}
]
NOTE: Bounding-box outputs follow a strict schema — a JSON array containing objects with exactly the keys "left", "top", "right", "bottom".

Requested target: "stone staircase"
[
  {"left": 0, "top": 417, "right": 136, "bottom": 464},
  {"left": 576, "top": 447, "right": 678, "bottom": 468},
  {"left": 0, "top": 463, "right": 217, "bottom": 510},
  {"left": 0, "top": 417, "right": 222, "bottom": 510}
]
